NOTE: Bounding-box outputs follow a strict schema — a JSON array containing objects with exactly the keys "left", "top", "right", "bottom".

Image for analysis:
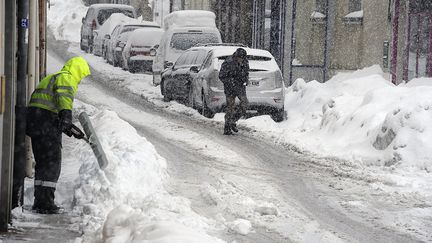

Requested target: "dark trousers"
[
  {"left": 224, "top": 94, "right": 248, "bottom": 126},
  {"left": 26, "top": 107, "right": 62, "bottom": 208}
]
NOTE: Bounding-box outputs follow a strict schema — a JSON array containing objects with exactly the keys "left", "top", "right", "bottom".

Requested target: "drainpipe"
[
  {"left": 391, "top": 0, "right": 400, "bottom": 84},
  {"left": 323, "top": 0, "right": 336, "bottom": 82},
  {"left": 13, "top": 0, "right": 29, "bottom": 208}
]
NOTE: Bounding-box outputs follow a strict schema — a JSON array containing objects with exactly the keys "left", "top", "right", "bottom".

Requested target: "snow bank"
[
  {"left": 72, "top": 103, "right": 224, "bottom": 242},
  {"left": 48, "top": 0, "right": 88, "bottom": 42},
  {"left": 273, "top": 65, "right": 432, "bottom": 171},
  {"left": 163, "top": 10, "right": 216, "bottom": 30}
]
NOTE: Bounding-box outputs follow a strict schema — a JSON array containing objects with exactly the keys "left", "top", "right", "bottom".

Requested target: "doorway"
[{"left": 405, "top": 2, "right": 432, "bottom": 80}]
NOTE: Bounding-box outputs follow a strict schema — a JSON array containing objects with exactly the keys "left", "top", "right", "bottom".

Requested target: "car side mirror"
[
  {"left": 190, "top": 66, "right": 199, "bottom": 73},
  {"left": 82, "top": 18, "right": 85, "bottom": 24},
  {"left": 164, "top": 62, "right": 174, "bottom": 69},
  {"left": 105, "top": 34, "right": 111, "bottom": 39},
  {"left": 150, "top": 49, "right": 157, "bottom": 56},
  {"left": 153, "top": 44, "right": 160, "bottom": 50}
]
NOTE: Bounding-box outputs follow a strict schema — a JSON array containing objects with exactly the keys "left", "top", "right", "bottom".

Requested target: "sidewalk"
[{"left": 0, "top": 209, "right": 80, "bottom": 243}]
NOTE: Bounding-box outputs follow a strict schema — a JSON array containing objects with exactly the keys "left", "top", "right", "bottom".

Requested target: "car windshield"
[
  {"left": 170, "top": 33, "right": 219, "bottom": 51},
  {"left": 97, "top": 9, "right": 134, "bottom": 25}
]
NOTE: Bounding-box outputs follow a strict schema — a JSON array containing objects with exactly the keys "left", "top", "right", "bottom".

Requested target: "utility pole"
[
  {"left": 0, "top": 0, "right": 17, "bottom": 232},
  {"left": 13, "top": 0, "right": 29, "bottom": 208}
]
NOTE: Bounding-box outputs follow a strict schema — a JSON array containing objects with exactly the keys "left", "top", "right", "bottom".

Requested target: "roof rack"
[{"left": 194, "top": 43, "right": 248, "bottom": 48}]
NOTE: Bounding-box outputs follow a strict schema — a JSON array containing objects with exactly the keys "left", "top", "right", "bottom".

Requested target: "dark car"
[{"left": 160, "top": 48, "right": 208, "bottom": 102}]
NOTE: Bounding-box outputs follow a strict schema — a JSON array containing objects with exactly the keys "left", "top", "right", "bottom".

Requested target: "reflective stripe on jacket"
[{"left": 29, "top": 56, "right": 91, "bottom": 113}]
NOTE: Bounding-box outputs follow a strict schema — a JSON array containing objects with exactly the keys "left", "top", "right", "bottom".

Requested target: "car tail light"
[
  {"left": 274, "top": 71, "right": 284, "bottom": 89},
  {"left": 273, "top": 97, "right": 283, "bottom": 103},
  {"left": 91, "top": 19, "right": 97, "bottom": 30},
  {"left": 211, "top": 97, "right": 220, "bottom": 102}
]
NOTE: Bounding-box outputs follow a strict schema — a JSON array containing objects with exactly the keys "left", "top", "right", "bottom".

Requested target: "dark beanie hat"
[{"left": 234, "top": 48, "right": 247, "bottom": 58}]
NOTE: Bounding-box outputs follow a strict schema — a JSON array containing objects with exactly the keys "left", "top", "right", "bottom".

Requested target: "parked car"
[
  {"left": 152, "top": 10, "right": 222, "bottom": 86},
  {"left": 161, "top": 48, "right": 208, "bottom": 102},
  {"left": 105, "top": 21, "right": 160, "bottom": 67},
  {"left": 163, "top": 44, "right": 286, "bottom": 122},
  {"left": 80, "top": 4, "right": 136, "bottom": 53},
  {"left": 92, "top": 13, "right": 136, "bottom": 57},
  {"left": 122, "top": 28, "right": 164, "bottom": 73}
]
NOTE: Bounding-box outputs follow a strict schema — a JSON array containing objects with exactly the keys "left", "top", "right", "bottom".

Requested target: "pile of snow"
[
  {"left": 48, "top": 0, "right": 88, "bottom": 42},
  {"left": 163, "top": 10, "right": 216, "bottom": 30},
  {"left": 246, "top": 65, "right": 432, "bottom": 172},
  {"left": 72, "top": 104, "right": 224, "bottom": 243}
]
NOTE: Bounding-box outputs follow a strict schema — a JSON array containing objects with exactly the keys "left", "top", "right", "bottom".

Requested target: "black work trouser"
[{"left": 26, "top": 107, "right": 62, "bottom": 208}]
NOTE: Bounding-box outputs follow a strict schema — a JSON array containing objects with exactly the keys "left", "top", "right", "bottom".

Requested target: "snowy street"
[
  {"left": 10, "top": 37, "right": 428, "bottom": 242},
  {"left": 1, "top": 0, "right": 432, "bottom": 242}
]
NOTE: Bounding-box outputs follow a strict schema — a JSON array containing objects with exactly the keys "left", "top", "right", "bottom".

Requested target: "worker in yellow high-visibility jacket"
[{"left": 26, "top": 56, "right": 90, "bottom": 214}]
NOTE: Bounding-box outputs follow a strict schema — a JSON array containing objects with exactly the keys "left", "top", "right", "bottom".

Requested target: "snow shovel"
[{"left": 72, "top": 112, "right": 109, "bottom": 170}]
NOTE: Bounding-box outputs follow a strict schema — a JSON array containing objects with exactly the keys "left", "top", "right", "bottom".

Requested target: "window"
[
  {"left": 97, "top": 8, "right": 134, "bottom": 25},
  {"left": 170, "top": 33, "right": 219, "bottom": 51},
  {"left": 344, "top": 0, "right": 363, "bottom": 24},
  {"left": 311, "top": 0, "right": 327, "bottom": 23},
  {"left": 349, "top": 0, "right": 362, "bottom": 13},
  {"left": 315, "top": 0, "right": 327, "bottom": 14}
]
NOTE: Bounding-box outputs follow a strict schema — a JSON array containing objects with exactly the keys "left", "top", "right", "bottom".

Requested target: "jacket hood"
[{"left": 61, "top": 56, "right": 91, "bottom": 83}]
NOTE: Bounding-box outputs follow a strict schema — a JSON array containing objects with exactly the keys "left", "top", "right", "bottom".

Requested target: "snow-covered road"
[{"left": 46, "top": 42, "right": 424, "bottom": 242}]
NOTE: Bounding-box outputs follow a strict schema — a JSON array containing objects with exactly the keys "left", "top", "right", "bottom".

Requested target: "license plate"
[{"left": 251, "top": 81, "right": 260, "bottom": 86}]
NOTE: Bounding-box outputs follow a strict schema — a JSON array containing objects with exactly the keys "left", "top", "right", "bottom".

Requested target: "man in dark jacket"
[
  {"left": 26, "top": 56, "right": 90, "bottom": 214},
  {"left": 218, "top": 48, "right": 249, "bottom": 135}
]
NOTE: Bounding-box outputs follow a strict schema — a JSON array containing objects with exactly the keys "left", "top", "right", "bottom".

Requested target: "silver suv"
[
  {"left": 187, "top": 45, "right": 286, "bottom": 122},
  {"left": 80, "top": 4, "right": 136, "bottom": 53}
]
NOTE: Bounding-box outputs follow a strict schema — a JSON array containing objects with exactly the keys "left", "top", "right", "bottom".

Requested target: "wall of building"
[{"left": 287, "top": 0, "right": 392, "bottom": 83}]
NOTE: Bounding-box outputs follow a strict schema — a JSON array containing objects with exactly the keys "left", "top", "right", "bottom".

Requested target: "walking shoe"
[
  {"left": 223, "top": 124, "right": 233, "bottom": 135},
  {"left": 230, "top": 124, "right": 239, "bottom": 133},
  {"left": 223, "top": 130, "right": 233, "bottom": 135}
]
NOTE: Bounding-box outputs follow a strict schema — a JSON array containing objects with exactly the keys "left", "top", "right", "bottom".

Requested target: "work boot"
[
  {"left": 32, "top": 204, "right": 63, "bottom": 214},
  {"left": 223, "top": 124, "right": 233, "bottom": 135},
  {"left": 230, "top": 123, "right": 239, "bottom": 133}
]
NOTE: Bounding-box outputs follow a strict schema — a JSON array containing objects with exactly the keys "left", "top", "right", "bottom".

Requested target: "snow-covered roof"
[
  {"left": 163, "top": 10, "right": 217, "bottom": 31},
  {"left": 89, "top": 4, "right": 135, "bottom": 10}
]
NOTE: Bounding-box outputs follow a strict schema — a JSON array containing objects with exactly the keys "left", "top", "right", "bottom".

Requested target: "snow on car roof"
[
  {"left": 193, "top": 46, "right": 274, "bottom": 58},
  {"left": 191, "top": 46, "right": 279, "bottom": 70},
  {"left": 89, "top": 4, "right": 135, "bottom": 10},
  {"left": 163, "top": 10, "right": 217, "bottom": 30},
  {"left": 127, "top": 28, "right": 164, "bottom": 46},
  {"left": 120, "top": 20, "right": 160, "bottom": 28},
  {"left": 97, "top": 13, "right": 137, "bottom": 36}
]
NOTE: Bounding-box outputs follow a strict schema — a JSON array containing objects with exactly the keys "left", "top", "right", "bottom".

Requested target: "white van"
[{"left": 152, "top": 10, "right": 222, "bottom": 86}]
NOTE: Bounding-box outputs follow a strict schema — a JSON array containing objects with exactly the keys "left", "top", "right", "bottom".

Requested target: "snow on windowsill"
[
  {"left": 343, "top": 10, "right": 363, "bottom": 25},
  {"left": 310, "top": 11, "right": 326, "bottom": 24}
]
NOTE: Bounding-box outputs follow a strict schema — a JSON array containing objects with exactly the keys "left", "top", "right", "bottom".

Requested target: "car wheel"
[
  {"left": 271, "top": 109, "right": 286, "bottom": 122},
  {"left": 201, "top": 92, "right": 215, "bottom": 118},
  {"left": 80, "top": 39, "right": 85, "bottom": 51},
  {"left": 187, "top": 87, "right": 195, "bottom": 108},
  {"left": 162, "top": 83, "right": 172, "bottom": 102},
  {"left": 113, "top": 56, "right": 119, "bottom": 67},
  {"left": 153, "top": 75, "right": 160, "bottom": 86}
]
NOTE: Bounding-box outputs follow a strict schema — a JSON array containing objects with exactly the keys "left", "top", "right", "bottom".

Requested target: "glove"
[
  {"left": 70, "top": 124, "right": 85, "bottom": 140},
  {"left": 59, "top": 109, "right": 73, "bottom": 137}
]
